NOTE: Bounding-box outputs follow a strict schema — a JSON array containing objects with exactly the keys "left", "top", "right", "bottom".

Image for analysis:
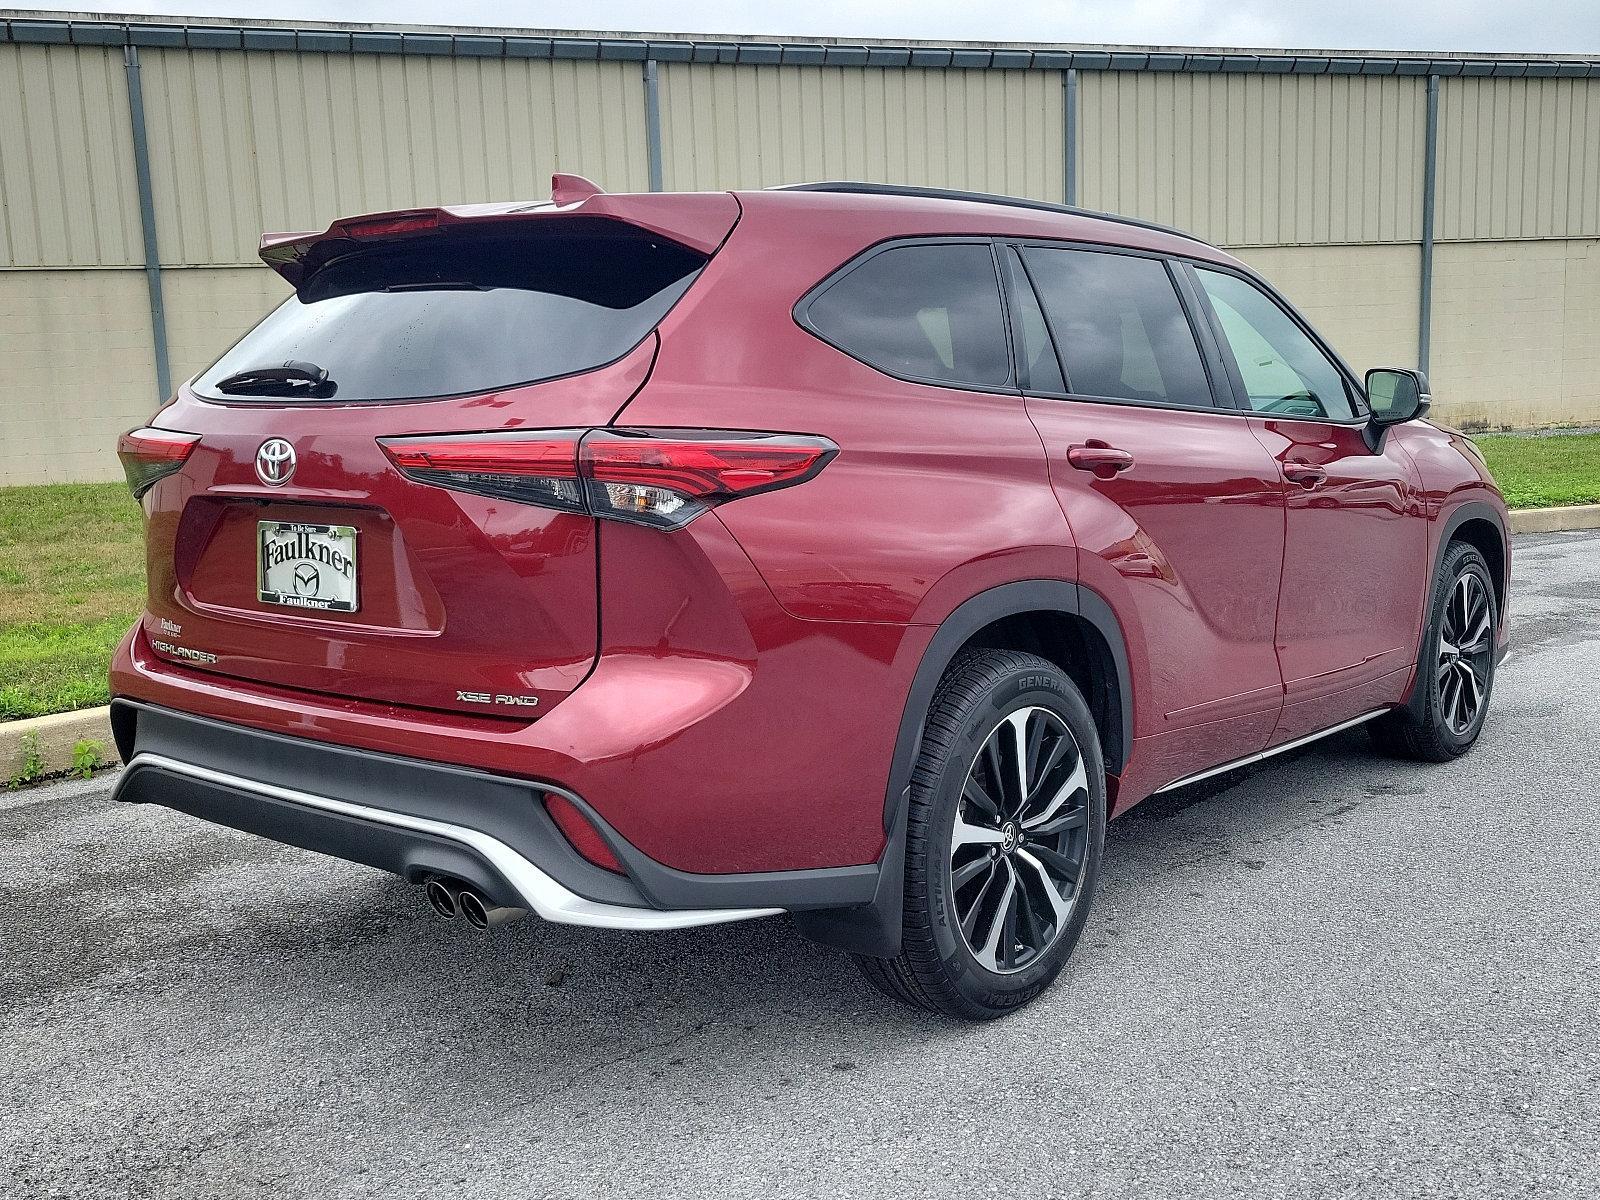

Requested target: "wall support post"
[
  {"left": 123, "top": 44, "right": 172, "bottom": 402},
  {"left": 1419, "top": 73, "right": 1439, "bottom": 376},
  {"left": 1063, "top": 68, "right": 1079, "bottom": 206},
  {"left": 643, "top": 59, "right": 664, "bottom": 192}
]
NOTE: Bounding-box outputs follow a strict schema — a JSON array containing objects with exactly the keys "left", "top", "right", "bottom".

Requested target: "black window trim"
[
  {"left": 1180, "top": 259, "right": 1373, "bottom": 427},
  {"left": 1001, "top": 238, "right": 1231, "bottom": 416},
  {"left": 793, "top": 235, "right": 1019, "bottom": 396}
]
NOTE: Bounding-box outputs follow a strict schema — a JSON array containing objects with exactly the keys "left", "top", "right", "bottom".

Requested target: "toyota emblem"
[{"left": 255, "top": 439, "right": 296, "bottom": 486}]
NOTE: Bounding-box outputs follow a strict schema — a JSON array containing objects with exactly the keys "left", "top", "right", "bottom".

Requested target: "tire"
[
  {"left": 856, "top": 649, "right": 1106, "bottom": 1020},
  {"left": 1369, "top": 540, "right": 1499, "bottom": 762}
]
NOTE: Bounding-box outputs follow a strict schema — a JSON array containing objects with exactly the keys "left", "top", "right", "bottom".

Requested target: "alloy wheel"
[
  {"left": 1438, "top": 571, "right": 1494, "bottom": 735},
  {"left": 949, "top": 706, "right": 1090, "bottom": 974}
]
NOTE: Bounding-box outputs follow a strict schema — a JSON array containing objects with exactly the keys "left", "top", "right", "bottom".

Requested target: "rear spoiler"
[{"left": 259, "top": 175, "right": 739, "bottom": 290}]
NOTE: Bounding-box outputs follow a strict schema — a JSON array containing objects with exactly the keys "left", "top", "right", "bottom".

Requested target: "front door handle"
[
  {"left": 1283, "top": 460, "right": 1328, "bottom": 488},
  {"left": 1067, "top": 443, "right": 1134, "bottom": 477}
]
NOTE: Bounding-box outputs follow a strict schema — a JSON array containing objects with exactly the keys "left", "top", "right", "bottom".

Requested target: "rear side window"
[
  {"left": 1021, "top": 247, "right": 1211, "bottom": 408},
  {"left": 194, "top": 226, "right": 706, "bottom": 402},
  {"left": 803, "top": 242, "right": 1011, "bottom": 389}
]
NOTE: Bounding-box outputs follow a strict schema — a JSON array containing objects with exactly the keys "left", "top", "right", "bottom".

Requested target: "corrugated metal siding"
[
  {"left": 658, "top": 64, "right": 1064, "bottom": 200},
  {"left": 0, "top": 43, "right": 143, "bottom": 268},
  {"left": 1079, "top": 72, "right": 1426, "bottom": 248},
  {"left": 1436, "top": 78, "right": 1600, "bottom": 242},
  {"left": 138, "top": 49, "right": 650, "bottom": 266}
]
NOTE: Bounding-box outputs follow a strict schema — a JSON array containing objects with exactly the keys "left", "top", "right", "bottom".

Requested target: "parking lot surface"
[{"left": 3, "top": 530, "right": 1597, "bottom": 1199}]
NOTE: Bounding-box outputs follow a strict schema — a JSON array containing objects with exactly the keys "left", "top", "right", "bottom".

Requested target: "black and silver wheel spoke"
[
  {"left": 1437, "top": 571, "right": 1493, "bottom": 735},
  {"left": 950, "top": 706, "right": 1089, "bottom": 975}
]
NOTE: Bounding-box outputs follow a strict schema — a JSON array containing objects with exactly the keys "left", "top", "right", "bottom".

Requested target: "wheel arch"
[
  {"left": 794, "top": 579, "right": 1132, "bottom": 959},
  {"left": 883, "top": 580, "right": 1132, "bottom": 834},
  {"left": 1440, "top": 503, "right": 1508, "bottom": 616},
  {"left": 1399, "top": 499, "right": 1508, "bottom": 721}
]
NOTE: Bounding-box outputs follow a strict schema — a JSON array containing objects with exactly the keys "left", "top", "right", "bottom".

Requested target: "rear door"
[
  {"left": 1187, "top": 264, "right": 1428, "bottom": 742},
  {"left": 1009, "top": 244, "right": 1288, "bottom": 786},
  {"left": 138, "top": 216, "right": 721, "bottom": 717}
]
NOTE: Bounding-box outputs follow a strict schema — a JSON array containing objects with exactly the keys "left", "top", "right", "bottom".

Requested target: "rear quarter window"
[
  {"left": 801, "top": 242, "right": 1012, "bottom": 390},
  {"left": 194, "top": 225, "right": 705, "bottom": 402}
]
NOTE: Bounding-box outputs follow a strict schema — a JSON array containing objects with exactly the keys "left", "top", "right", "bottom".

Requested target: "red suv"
[{"left": 111, "top": 178, "right": 1510, "bottom": 1018}]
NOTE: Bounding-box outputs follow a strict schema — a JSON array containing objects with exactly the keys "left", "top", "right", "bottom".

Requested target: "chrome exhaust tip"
[
  {"left": 424, "top": 876, "right": 459, "bottom": 920},
  {"left": 457, "top": 887, "right": 526, "bottom": 931}
]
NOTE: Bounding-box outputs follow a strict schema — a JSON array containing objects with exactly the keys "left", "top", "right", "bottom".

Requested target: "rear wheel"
[
  {"left": 856, "top": 649, "right": 1105, "bottom": 1020},
  {"left": 1370, "top": 541, "right": 1498, "bottom": 762}
]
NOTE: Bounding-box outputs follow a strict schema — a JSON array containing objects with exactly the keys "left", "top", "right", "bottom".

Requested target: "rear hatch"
[{"left": 128, "top": 193, "right": 737, "bottom": 717}]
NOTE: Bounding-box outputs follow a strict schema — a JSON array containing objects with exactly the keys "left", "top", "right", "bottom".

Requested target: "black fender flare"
[
  {"left": 794, "top": 579, "right": 1134, "bottom": 958},
  {"left": 1402, "top": 499, "right": 1509, "bottom": 717}
]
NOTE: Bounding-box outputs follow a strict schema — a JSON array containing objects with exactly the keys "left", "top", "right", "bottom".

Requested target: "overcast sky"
[{"left": 51, "top": 1, "right": 1600, "bottom": 54}]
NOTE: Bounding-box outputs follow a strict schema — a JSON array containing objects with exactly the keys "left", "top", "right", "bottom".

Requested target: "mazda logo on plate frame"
[{"left": 256, "top": 439, "right": 296, "bottom": 486}]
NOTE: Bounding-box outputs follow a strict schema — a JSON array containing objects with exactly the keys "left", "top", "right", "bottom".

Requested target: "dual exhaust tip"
[{"left": 424, "top": 876, "right": 525, "bottom": 931}]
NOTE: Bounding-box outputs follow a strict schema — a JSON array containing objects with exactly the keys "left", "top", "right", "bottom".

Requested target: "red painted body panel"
[
  {"left": 1249, "top": 417, "right": 1430, "bottom": 741},
  {"left": 112, "top": 186, "right": 1511, "bottom": 884}
]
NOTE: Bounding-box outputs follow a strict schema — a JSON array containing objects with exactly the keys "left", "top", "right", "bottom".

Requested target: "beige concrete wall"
[
  {"left": 1079, "top": 72, "right": 1427, "bottom": 247},
  {"left": 163, "top": 266, "right": 289, "bottom": 386},
  {"left": 659, "top": 63, "right": 1064, "bottom": 200},
  {"left": 1231, "top": 244, "right": 1422, "bottom": 381},
  {"left": 0, "top": 269, "right": 157, "bottom": 484},
  {"left": 1429, "top": 238, "right": 1600, "bottom": 430}
]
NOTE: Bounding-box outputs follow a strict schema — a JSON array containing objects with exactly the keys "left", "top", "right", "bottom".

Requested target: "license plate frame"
[{"left": 257, "top": 520, "right": 359, "bottom": 613}]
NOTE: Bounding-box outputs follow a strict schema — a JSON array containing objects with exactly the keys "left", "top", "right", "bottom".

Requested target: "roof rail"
[{"left": 770, "top": 181, "right": 1212, "bottom": 247}]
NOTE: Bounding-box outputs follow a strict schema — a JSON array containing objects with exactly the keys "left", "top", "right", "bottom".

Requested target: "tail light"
[
  {"left": 378, "top": 428, "right": 836, "bottom": 530},
  {"left": 117, "top": 427, "right": 200, "bottom": 499},
  {"left": 544, "top": 794, "right": 624, "bottom": 873}
]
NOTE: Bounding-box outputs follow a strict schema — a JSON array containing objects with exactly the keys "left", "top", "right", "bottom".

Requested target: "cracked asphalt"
[{"left": 3, "top": 530, "right": 1597, "bottom": 1199}]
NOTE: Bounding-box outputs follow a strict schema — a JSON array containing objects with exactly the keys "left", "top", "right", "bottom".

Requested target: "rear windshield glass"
[{"left": 194, "top": 226, "right": 706, "bottom": 402}]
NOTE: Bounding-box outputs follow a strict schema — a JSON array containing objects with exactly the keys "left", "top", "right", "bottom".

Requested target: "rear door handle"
[
  {"left": 1282, "top": 460, "right": 1328, "bottom": 488},
  {"left": 1066, "top": 443, "right": 1134, "bottom": 476}
]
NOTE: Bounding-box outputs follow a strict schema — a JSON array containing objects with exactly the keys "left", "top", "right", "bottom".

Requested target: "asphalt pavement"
[{"left": 3, "top": 530, "right": 1597, "bottom": 1199}]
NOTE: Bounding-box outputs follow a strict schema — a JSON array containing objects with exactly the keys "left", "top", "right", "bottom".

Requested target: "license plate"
[{"left": 257, "top": 521, "right": 358, "bottom": 613}]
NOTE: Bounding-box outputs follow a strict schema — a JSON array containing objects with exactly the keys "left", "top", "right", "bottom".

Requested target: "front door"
[{"left": 1189, "top": 265, "right": 1429, "bottom": 742}]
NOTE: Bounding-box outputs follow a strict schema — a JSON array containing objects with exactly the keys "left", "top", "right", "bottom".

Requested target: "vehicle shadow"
[{"left": 7, "top": 723, "right": 1424, "bottom": 1159}]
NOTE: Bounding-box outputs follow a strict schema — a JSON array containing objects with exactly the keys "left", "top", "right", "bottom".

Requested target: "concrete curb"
[
  {"left": 4, "top": 706, "right": 115, "bottom": 784},
  {"left": 1508, "top": 504, "right": 1600, "bottom": 534}
]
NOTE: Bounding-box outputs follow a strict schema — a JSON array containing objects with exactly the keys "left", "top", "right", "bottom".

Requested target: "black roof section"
[{"left": 771, "top": 181, "right": 1214, "bottom": 248}]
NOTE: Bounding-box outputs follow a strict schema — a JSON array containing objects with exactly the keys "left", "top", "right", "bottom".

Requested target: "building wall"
[
  {"left": 1079, "top": 72, "right": 1427, "bottom": 247},
  {"left": 0, "top": 34, "right": 1597, "bottom": 485},
  {"left": 659, "top": 63, "right": 1064, "bottom": 201},
  {"left": 0, "top": 269, "right": 156, "bottom": 484},
  {"left": 1430, "top": 238, "right": 1600, "bottom": 430}
]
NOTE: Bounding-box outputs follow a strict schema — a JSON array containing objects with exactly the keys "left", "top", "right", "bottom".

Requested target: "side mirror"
[{"left": 1365, "top": 367, "right": 1432, "bottom": 427}]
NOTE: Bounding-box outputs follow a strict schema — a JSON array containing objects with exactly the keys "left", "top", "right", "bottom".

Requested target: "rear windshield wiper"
[{"left": 213, "top": 360, "right": 336, "bottom": 398}]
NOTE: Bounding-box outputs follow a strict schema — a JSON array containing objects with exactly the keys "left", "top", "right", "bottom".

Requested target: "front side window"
[
  {"left": 804, "top": 242, "right": 1011, "bottom": 389},
  {"left": 1021, "top": 247, "right": 1212, "bottom": 408},
  {"left": 1195, "top": 268, "right": 1358, "bottom": 420}
]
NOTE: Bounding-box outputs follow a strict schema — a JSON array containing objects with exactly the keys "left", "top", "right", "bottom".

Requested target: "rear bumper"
[{"left": 110, "top": 699, "right": 877, "bottom": 929}]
